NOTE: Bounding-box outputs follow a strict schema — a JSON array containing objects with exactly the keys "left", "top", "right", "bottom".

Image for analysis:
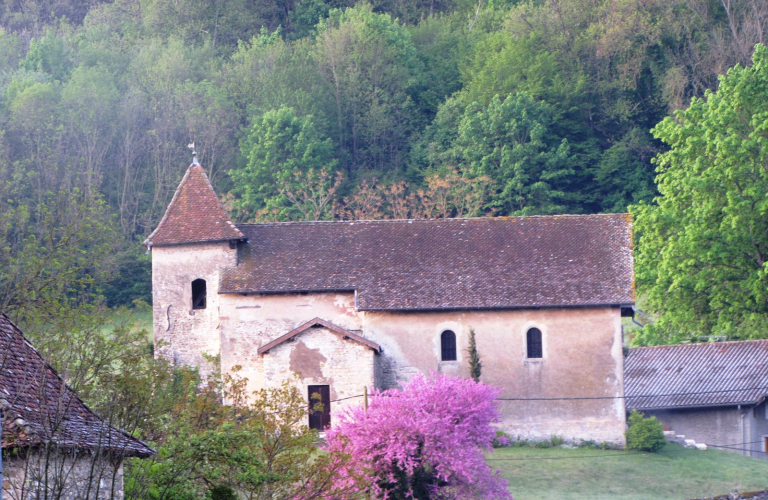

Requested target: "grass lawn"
[
  {"left": 490, "top": 443, "right": 768, "bottom": 500},
  {"left": 101, "top": 306, "right": 153, "bottom": 342}
]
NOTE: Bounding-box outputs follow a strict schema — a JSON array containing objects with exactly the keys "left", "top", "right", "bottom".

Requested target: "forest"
[{"left": 0, "top": 0, "right": 767, "bottom": 343}]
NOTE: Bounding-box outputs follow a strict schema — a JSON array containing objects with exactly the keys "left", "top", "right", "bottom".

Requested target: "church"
[{"left": 146, "top": 161, "right": 635, "bottom": 444}]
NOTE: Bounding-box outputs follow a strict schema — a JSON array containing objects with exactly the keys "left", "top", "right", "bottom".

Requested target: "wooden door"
[{"left": 308, "top": 385, "right": 331, "bottom": 430}]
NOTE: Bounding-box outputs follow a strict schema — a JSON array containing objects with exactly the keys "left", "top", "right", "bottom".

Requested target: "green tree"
[
  {"left": 467, "top": 328, "right": 481, "bottom": 382},
  {"left": 127, "top": 371, "right": 356, "bottom": 500},
  {"left": 632, "top": 44, "right": 768, "bottom": 345},
  {"left": 313, "top": 4, "right": 418, "bottom": 173},
  {"left": 453, "top": 93, "right": 573, "bottom": 215},
  {"left": 230, "top": 106, "right": 337, "bottom": 221}
]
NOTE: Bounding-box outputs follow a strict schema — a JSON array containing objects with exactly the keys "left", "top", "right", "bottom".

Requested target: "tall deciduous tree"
[
  {"left": 632, "top": 44, "right": 768, "bottom": 345},
  {"left": 314, "top": 4, "right": 418, "bottom": 174},
  {"left": 230, "top": 106, "right": 337, "bottom": 220},
  {"left": 454, "top": 93, "right": 573, "bottom": 215}
]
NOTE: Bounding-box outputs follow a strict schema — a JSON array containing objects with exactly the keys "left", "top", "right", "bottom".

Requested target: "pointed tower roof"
[{"left": 145, "top": 164, "right": 244, "bottom": 247}]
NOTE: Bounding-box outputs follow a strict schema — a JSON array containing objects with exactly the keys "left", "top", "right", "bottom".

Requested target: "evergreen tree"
[{"left": 467, "top": 328, "right": 482, "bottom": 382}]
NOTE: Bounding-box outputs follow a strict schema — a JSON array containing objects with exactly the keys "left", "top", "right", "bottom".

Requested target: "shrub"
[
  {"left": 625, "top": 410, "right": 666, "bottom": 452},
  {"left": 492, "top": 430, "right": 510, "bottom": 448},
  {"left": 323, "top": 373, "right": 512, "bottom": 500}
]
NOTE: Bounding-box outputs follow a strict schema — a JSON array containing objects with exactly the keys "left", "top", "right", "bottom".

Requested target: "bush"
[
  {"left": 492, "top": 430, "right": 510, "bottom": 448},
  {"left": 323, "top": 373, "right": 513, "bottom": 500},
  {"left": 625, "top": 410, "right": 666, "bottom": 452}
]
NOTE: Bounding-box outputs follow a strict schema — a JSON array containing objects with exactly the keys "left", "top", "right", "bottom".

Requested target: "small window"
[
  {"left": 192, "top": 279, "right": 207, "bottom": 309},
  {"left": 527, "top": 328, "right": 542, "bottom": 358},
  {"left": 441, "top": 330, "right": 457, "bottom": 361}
]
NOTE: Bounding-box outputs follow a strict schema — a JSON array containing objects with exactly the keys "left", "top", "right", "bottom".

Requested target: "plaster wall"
[
  {"left": 3, "top": 453, "right": 124, "bottom": 500},
  {"left": 262, "top": 325, "right": 376, "bottom": 417},
  {"left": 362, "top": 306, "right": 626, "bottom": 444},
  {"left": 151, "top": 242, "right": 237, "bottom": 378},
  {"left": 218, "top": 292, "right": 361, "bottom": 398},
  {"left": 747, "top": 401, "right": 768, "bottom": 460},
  {"left": 216, "top": 292, "right": 625, "bottom": 444}
]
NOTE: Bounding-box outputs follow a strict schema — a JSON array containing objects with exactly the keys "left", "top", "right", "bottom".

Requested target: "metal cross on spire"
[{"left": 188, "top": 142, "right": 200, "bottom": 167}]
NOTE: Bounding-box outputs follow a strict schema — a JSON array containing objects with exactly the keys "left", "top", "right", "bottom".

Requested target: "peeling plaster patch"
[{"left": 289, "top": 340, "right": 327, "bottom": 379}]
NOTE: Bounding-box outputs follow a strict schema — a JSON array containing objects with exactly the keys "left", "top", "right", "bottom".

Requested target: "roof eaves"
[
  {"left": 257, "top": 317, "right": 381, "bottom": 354},
  {"left": 626, "top": 401, "right": 760, "bottom": 411}
]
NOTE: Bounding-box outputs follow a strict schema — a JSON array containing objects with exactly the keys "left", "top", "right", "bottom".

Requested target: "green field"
[{"left": 491, "top": 444, "right": 768, "bottom": 500}]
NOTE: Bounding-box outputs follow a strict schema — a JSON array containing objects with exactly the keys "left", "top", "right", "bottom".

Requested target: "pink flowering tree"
[{"left": 323, "top": 373, "right": 513, "bottom": 500}]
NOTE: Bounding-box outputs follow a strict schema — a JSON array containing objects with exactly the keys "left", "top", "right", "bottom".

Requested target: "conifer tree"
[{"left": 467, "top": 328, "right": 482, "bottom": 382}]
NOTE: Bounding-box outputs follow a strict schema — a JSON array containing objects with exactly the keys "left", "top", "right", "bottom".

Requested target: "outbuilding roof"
[
  {"left": 625, "top": 339, "right": 768, "bottom": 410},
  {"left": 221, "top": 214, "right": 635, "bottom": 311},
  {"left": 144, "top": 164, "right": 244, "bottom": 246},
  {"left": 0, "top": 313, "right": 154, "bottom": 458}
]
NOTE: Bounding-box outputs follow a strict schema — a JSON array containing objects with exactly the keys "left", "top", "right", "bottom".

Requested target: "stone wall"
[
  {"left": 261, "top": 325, "right": 376, "bottom": 418},
  {"left": 645, "top": 405, "right": 768, "bottom": 459},
  {"left": 3, "top": 451, "right": 124, "bottom": 500},
  {"left": 151, "top": 241, "right": 237, "bottom": 378}
]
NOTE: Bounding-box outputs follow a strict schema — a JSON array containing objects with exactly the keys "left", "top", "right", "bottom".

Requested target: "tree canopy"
[{"left": 632, "top": 44, "right": 768, "bottom": 344}]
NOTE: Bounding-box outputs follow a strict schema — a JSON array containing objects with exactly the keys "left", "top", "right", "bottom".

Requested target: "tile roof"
[
  {"left": 0, "top": 313, "right": 154, "bottom": 458},
  {"left": 625, "top": 340, "right": 768, "bottom": 410},
  {"left": 221, "top": 214, "right": 635, "bottom": 311},
  {"left": 258, "top": 317, "right": 382, "bottom": 354},
  {"left": 144, "top": 164, "right": 244, "bottom": 246}
]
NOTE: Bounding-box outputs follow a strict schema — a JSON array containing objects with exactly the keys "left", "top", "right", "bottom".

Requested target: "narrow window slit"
[{"left": 192, "top": 279, "right": 207, "bottom": 310}]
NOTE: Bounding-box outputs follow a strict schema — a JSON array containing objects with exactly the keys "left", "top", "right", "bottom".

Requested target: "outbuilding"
[
  {"left": 1, "top": 313, "right": 154, "bottom": 500},
  {"left": 625, "top": 339, "right": 768, "bottom": 459}
]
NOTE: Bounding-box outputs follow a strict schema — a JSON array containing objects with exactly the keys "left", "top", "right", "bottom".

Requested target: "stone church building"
[{"left": 146, "top": 162, "right": 636, "bottom": 444}]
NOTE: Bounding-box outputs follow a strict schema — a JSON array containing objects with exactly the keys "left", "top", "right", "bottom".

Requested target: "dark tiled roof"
[
  {"left": 625, "top": 340, "right": 768, "bottom": 410},
  {"left": 258, "top": 317, "right": 382, "bottom": 354},
  {"left": 221, "top": 214, "right": 635, "bottom": 311},
  {"left": 144, "top": 164, "right": 244, "bottom": 246},
  {"left": 0, "top": 314, "right": 154, "bottom": 458}
]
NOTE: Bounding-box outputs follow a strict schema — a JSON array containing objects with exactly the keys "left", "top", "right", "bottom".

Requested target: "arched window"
[
  {"left": 527, "top": 328, "right": 542, "bottom": 358},
  {"left": 441, "top": 330, "right": 457, "bottom": 361},
  {"left": 192, "top": 279, "right": 207, "bottom": 310}
]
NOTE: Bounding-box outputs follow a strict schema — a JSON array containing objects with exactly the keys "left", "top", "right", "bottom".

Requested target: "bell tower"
[{"left": 144, "top": 152, "right": 244, "bottom": 377}]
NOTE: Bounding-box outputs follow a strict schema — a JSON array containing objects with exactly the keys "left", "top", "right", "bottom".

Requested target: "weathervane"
[{"left": 188, "top": 142, "right": 200, "bottom": 166}]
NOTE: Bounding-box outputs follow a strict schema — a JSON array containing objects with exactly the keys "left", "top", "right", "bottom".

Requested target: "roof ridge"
[{"left": 236, "top": 213, "right": 629, "bottom": 227}]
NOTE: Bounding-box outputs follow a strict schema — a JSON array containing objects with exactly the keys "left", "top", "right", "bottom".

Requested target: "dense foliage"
[
  {"left": 324, "top": 373, "right": 510, "bottom": 500},
  {"left": 632, "top": 44, "right": 768, "bottom": 345},
  {"left": 625, "top": 410, "right": 666, "bottom": 453},
  {"left": 0, "top": 0, "right": 763, "bottom": 314},
  {"left": 127, "top": 370, "right": 355, "bottom": 500}
]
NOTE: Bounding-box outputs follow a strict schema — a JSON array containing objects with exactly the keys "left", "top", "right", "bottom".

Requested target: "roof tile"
[
  {"left": 221, "top": 214, "right": 634, "bottom": 310},
  {"left": 145, "top": 165, "right": 244, "bottom": 246},
  {"left": 0, "top": 313, "right": 154, "bottom": 457}
]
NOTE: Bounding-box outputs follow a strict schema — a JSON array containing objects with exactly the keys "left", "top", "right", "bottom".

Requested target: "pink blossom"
[{"left": 323, "top": 373, "right": 513, "bottom": 500}]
